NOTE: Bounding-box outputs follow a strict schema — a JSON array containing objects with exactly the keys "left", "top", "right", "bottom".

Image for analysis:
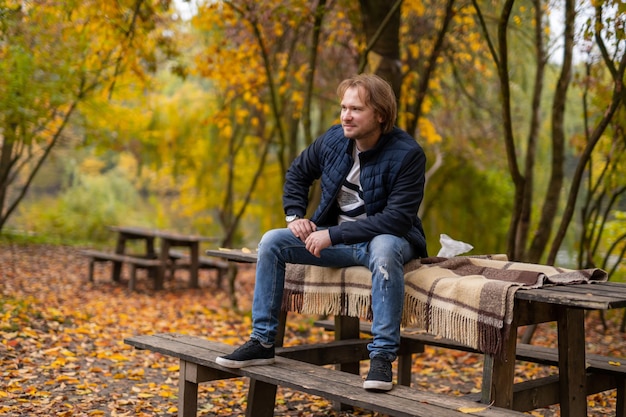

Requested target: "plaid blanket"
[{"left": 282, "top": 255, "right": 607, "bottom": 357}]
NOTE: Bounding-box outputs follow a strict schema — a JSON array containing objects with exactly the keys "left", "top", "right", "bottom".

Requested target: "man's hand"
[
  {"left": 305, "top": 230, "right": 331, "bottom": 257},
  {"left": 288, "top": 218, "right": 317, "bottom": 242}
]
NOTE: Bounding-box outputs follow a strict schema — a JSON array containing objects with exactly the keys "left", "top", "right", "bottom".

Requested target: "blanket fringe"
[
  {"left": 282, "top": 290, "right": 372, "bottom": 319},
  {"left": 285, "top": 291, "right": 507, "bottom": 356},
  {"left": 403, "top": 296, "right": 505, "bottom": 356}
]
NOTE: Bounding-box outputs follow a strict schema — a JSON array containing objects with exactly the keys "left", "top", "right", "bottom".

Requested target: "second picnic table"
[{"left": 110, "top": 226, "right": 218, "bottom": 289}]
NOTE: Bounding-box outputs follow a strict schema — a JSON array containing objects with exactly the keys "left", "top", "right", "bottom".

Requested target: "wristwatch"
[{"left": 285, "top": 214, "right": 299, "bottom": 223}]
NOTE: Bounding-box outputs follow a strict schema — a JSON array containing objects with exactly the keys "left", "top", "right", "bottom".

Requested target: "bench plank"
[
  {"left": 168, "top": 250, "right": 229, "bottom": 288},
  {"left": 125, "top": 333, "right": 524, "bottom": 417},
  {"left": 80, "top": 249, "right": 161, "bottom": 266},
  {"left": 80, "top": 249, "right": 161, "bottom": 290},
  {"left": 169, "top": 250, "right": 229, "bottom": 270},
  {"left": 315, "top": 319, "right": 626, "bottom": 413},
  {"left": 81, "top": 249, "right": 230, "bottom": 290}
]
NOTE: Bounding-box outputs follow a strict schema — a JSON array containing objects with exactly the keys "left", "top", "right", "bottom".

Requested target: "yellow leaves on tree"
[{"left": 418, "top": 117, "right": 443, "bottom": 145}]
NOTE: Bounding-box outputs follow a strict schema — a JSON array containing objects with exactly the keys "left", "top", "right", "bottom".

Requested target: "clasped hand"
[{"left": 288, "top": 219, "right": 331, "bottom": 257}]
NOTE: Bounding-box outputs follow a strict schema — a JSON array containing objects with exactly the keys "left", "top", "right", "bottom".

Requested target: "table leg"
[
  {"left": 397, "top": 353, "right": 412, "bottom": 386},
  {"left": 557, "top": 307, "right": 587, "bottom": 417},
  {"left": 481, "top": 323, "right": 517, "bottom": 408},
  {"left": 178, "top": 360, "right": 198, "bottom": 417},
  {"left": 334, "top": 315, "right": 360, "bottom": 412},
  {"left": 245, "top": 379, "right": 277, "bottom": 417},
  {"left": 145, "top": 237, "right": 156, "bottom": 258},
  {"left": 157, "top": 240, "right": 170, "bottom": 290},
  {"left": 245, "top": 311, "right": 287, "bottom": 417},
  {"left": 112, "top": 235, "right": 126, "bottom": 282},
  {"left": 189, "top": 243, "right": 200, "bottom": 289},
  {"left": 616, "top": 377, "right": 626, "bottom": 417},
  {"left": 335, "top": 315, "right": 361, "bottom": 374},
  {"left": 276, "top": 311, "right": 287, "bottom": 348}
]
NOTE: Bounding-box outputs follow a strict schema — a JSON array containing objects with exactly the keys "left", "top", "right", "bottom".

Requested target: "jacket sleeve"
[
  {"left": 282, "top": 136, "right": 325, "bottom": 218},
  {"left": 327, "top": 145, "right": 426, "bottom": 245}
]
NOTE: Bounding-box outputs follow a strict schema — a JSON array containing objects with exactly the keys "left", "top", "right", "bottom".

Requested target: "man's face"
[{"left": 340, "top": 86, "right": 383, "bottom": 149}]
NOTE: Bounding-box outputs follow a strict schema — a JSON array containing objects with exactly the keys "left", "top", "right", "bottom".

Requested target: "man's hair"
[{"left": 337, "top": 73, "right": 397, "bottom": 134}]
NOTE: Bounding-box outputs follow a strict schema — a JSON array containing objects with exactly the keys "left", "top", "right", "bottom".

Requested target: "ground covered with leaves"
[{"left": 1, "top": 243, "right": 625, "bottom": 416}]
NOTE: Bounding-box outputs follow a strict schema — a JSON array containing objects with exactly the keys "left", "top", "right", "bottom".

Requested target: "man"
[{"left": 216, "top": 73, "right": 427, "bottom": 392}]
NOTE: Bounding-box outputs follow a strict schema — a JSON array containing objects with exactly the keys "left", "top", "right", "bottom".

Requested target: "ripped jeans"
[{"left": 250, "top": 228, "right": 416, "bottom": 361}]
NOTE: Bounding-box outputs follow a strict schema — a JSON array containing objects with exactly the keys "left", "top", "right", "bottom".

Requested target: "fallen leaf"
[{"left": 458, "top": 405, "right": 489, "bottom": 413}]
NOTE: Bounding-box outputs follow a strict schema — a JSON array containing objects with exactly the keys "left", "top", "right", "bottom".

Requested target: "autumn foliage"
[{"left": 1, "top": 0, "right": 626, "bottom": 413}]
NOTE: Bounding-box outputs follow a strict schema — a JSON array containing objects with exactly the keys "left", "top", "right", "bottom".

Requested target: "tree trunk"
[
  {"left": 516, "top": 0, "right": 546, "bottom": 262},
  {"left": 358, "top": 0, "right": 403, "bottom": 99},
  {"left": 526, "top": 0, "right": 574, "bottom": 263}
]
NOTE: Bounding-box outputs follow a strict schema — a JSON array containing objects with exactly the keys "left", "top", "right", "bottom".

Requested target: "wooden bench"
[
  {"left": 124, "top": 333, "right": 526, "bottom": 417},
  {"left": 80, "top": 249, "right": 161, "bottom": 290},
  {"left": 168, "top": 250, "right": 229, "bottom": 287},
  {"left": 315, "top": 319, "right": 626, "bottom": 415},
  {"left": 81, "top": 249, "right": 230, "bottom": 290}
]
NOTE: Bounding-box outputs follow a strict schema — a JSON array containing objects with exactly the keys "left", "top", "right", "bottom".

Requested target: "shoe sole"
[
  {"left": 216, "top": 356, "right": 275, "bottom": 368},
  {"left": 363, "top": 380, "right": 393, "bottom": 391}
]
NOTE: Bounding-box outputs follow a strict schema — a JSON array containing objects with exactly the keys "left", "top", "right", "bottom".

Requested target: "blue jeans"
[{"left": 250, "top": 228, "right": 416, "bottom": 361}]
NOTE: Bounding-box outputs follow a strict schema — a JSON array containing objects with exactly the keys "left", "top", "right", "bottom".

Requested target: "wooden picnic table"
[
  {"left": 491, "top": 281, "right": 626, "bottom": 417},
  {"left": 206, "top": 248, "right": 626, "bottom": 417},
  {"left": 110, "top": 226, "right": 217, "bottom": 289}
]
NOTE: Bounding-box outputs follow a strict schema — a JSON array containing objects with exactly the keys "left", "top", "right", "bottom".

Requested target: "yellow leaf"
[
  {"left": 457, "top": 405, "right": 489, "bottom": 413},
  {"left": 609, "top": 361, "right": 621, "bottom": 366},
  {"left": 56, "top": 375, "right": 80, "bottom": 384},
  {"left": 108, "top": 353, "right": 129, "bottom": 362}
]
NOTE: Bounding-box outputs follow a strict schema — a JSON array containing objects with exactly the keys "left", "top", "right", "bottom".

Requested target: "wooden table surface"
[
  {"left": 110, "top": 225, "right": 217, "bottom": 242},
  {"left": 516, "top": 280, "right": 626, "bottom": 309},
  {"left": 205, "top": 248, "right": 258, "bottom": 263}
]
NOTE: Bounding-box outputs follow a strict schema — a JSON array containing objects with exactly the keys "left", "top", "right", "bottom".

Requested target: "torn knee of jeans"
[{"left": 377, "top": 264, "right": 389, "bottom": 280}]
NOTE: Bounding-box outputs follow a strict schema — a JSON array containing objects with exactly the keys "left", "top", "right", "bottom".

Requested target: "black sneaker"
[
  {"left": 216, "top": 339, "right": 275, "bottom": 368},
  {"left": 363, "top": 357, "right": 393, "bottom": 391}
]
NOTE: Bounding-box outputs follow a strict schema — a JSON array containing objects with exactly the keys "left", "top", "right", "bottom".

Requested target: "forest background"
[
  {"left": 1, "top": 1, "right": 626, "bottom": 415},
  {"left": 1, "top": 0, "right": 625, "bottom": 277}
]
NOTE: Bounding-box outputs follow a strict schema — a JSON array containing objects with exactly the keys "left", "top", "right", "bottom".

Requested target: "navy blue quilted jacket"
[{"left": 283, "top": 124, "right": 428, "bottom": 257}]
